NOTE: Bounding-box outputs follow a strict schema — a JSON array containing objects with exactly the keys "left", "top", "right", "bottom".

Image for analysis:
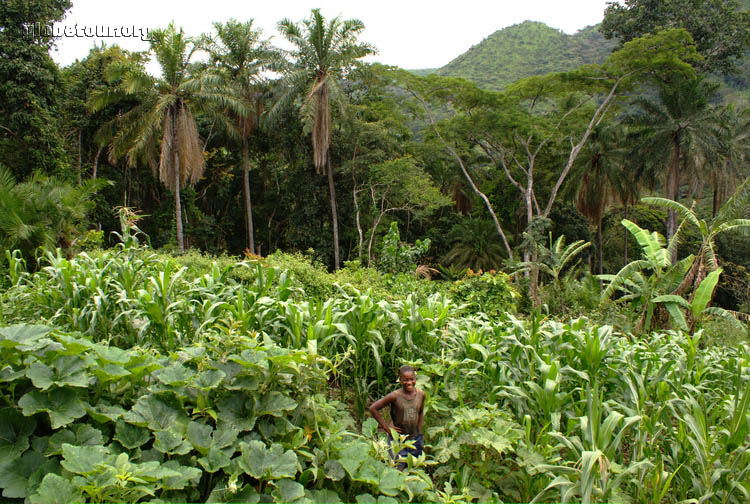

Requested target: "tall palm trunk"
[
  {"left": 242, "top": 139, "right": 255, "bottom": 254},
  {"left": 327, "top": 152, "right": 340, "bottom": 270},
  {"left": 172, "top": 110, "right": 185, "bottom": 252}
]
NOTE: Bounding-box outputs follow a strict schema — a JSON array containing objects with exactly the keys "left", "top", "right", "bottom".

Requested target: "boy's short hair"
[{"left": 399, "top": 365, "right": 415, "bottom": 376}]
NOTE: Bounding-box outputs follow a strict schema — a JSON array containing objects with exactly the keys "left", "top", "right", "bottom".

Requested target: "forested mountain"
[{"left": 425, "top": 21, "right": 616, "bottom": 90}]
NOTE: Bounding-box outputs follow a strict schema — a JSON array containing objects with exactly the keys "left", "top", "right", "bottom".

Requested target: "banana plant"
[
  {"left": 599, "top": 219, "right": 694, "bottom": 333},
  {"left": 653, "top": 268, "right": 740, "bottom": 333}
]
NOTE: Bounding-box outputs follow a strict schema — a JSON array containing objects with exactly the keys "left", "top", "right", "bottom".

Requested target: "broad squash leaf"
[
  {"left": 155, "top": 362, "right": 195, "bottom": 386},
  {"left": 0, "top": 407, "right": 35, "bottom": 464},
  {"left": 0, "top": 450, "right": 45, "bottom": 498},
  {"left": 272, "top": 479, "right": 305, "bottom": 502},
  {"left": 18, "top": 388, "right": 87, "bottom": 429},
  {"left": 237, "top": 440, "right": 298, "bottom": 480},
  {"left": 28, "top": 474, "right": 82, "bottom": 504},
  {"left": 338, "top": 441, "right": 371, "bottom": 478},
  {"left": 47, "top": 424, "right": 104, "bottom": 455},
  {"left": 114, "top": 418, "right": 151, "bottom": 449},
  {"left": 159, "top": 460, "right": 202, "bottom": 490},
  {"left": 60, "top": 444, "right": 111, "bottom": 475},
  {"left": 255, "top": 391, "right": 298, "bottom": 417},
  {"left": 218, "top": 393, "right": 257, "bottom": 431},
  {"left": 198, "top": 446, "right": 232, "bottom": 473},
  {"left": 86, "top": 401, "right": 126, "bottom": 423},
  {"left": 153, "top": 429, "right": 192, "bottom": 455},
  {"left": 26, "top": 355, "right": 90, "bottom": 390},
  {"left": 124, "top": 394, "right": 187, "bottom": 431}
]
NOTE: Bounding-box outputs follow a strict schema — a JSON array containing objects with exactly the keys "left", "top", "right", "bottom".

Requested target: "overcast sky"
[{"left": 49, "top": 0, "right": 614, "bottom": 71}]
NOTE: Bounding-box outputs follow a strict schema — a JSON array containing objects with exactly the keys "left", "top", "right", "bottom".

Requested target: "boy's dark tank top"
[{"left": 391, "top": 391, "right": 420, "bottom": 437}]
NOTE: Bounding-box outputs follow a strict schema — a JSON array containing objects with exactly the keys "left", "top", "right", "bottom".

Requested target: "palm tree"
[
  {"left": 644, "top": 176, "right": 750, "bottom": 298},
  {"left": 276, "top": 9, "right": 375, "bottom": 269},
  {"left": 626, "top": 76, "right": 724, "bottom": 259},
  {"left": 204, "top": 19, "right": 274, "bottom": 255},
  {"left": 572, "top": 123, "right": 627, "bottom": 274},
  {"left": 91, "top": 23, "right": 237, "bottom": 251},
  {"left": 0, "top": 166, "right": 108, "bottom": 258}
]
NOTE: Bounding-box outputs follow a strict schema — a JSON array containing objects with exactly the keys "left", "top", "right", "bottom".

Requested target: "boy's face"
[{"left": 399, "top": 370, "right": 416, "bottom": 393}]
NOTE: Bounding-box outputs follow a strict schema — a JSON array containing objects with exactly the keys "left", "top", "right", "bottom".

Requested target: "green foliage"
[
  {"left": 0, "top": 0, "right": 71, "bottom": 177},
  {"left": 378, "top": 222, "right": 431, "bottom": 274},
  {"left": 601, "top": 0, "right": 750, "bottom": 75},
  {"left": 435, "top": 22, "right": 616, "bottom": 91},
  {"left": 449, "top": 270, "right": 518, "bottom": 319},
  {"left": 2, "top": 243, "right": 750, "bottom": 502},
  {"left": 0, "top": 166, "right": 110, "bottom": 260}
]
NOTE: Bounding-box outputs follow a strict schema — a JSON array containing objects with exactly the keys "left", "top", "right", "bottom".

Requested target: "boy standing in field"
[{"left": 368, "top": 365, "right": 425, "bottom": 469}]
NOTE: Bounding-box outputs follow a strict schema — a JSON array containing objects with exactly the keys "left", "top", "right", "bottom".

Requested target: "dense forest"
[{"left": 2, "top": 0, "right": 750, "bottom": 503}]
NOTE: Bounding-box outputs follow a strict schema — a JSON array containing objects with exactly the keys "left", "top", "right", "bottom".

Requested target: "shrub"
[
  {"left": 449, "top": 270, "right": 518, "bottom": 319},
  {"left": 377, "top": 222, "right": 430, "bottom": 274}
]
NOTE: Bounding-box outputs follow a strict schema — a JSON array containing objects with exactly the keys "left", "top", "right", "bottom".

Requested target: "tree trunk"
[
  {"left": 598, "top": 219, "right": 603, "bottom": 276},
  {"left": 666, "top": 138, "right": 680, "bottom": 262},
  {"left": 92, "top": 146, "right": 102, "bottom": 179},
  {"left": 623, "top": 201, "right": 629, "bottom": 267},
  {"left": 77, "top": 130, "right": 82, "bottom": 186},
  {"left": 172, "top": 111, "right": 184, "bottom": 252},
  {"left": 352, "top": 166, "right": 364, "bottom": 261},
  {"left": 174, "top": 159, "right": 184, "bottom": 252},
  {"left": 242, "top": 139, "right": 255, "bottom": 254},
  {"left": 327, "top": 154, "right": 340, "bottom": 270}
]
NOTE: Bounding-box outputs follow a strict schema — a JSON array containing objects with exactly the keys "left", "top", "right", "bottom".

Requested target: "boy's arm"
[
  {"left": 368, "top": 392, "right": 402, "bottom": 434},
  {"left": 417, "top": 391, "right": 425, "bottom": 433}
]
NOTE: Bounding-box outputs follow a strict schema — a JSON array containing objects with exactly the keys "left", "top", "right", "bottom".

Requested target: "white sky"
[{"left": 50, "top": 0, "right": 613, "bottom": 71}]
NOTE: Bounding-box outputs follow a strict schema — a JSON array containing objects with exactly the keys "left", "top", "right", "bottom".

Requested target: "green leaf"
[
  {"left": 114, "top": 419, "right": 151, "bottom": 449},
  {"left": 692, "top": 269, "right": 722, "bottom": 318},
  {"left": 186, "top": 421, "right": 213, "bottom": 454},
  {"left": 86, "top": 401, "right": 126, "bottom": 423},
  {"left": 155, "top": 362, "right": 195, "bottom": 386},
  {"left": 124, "top": 394, "right": 187, "bottom": 431},
  {"left": 91, "top": 362, "right": 130, "bottom": 382},
  {"left": 29, "top": 473, "right": 82, "bottom": 504},
  {"left": 272, "top": 479, "right": 305, "bottom": 502},
  {"left": 306, "top": 489, "right": 343, "bottom": 503},
  {"left": 93, "top": 344, "right": 132, "bottom": 364},
  {"left": 0, "top": 450, "right": 44, "bottom": 498},
  {"left": 159, "top": 460, "right": 202, "bottom": 490},
  {"left": 153, "top": 429, "right": 192, "bottom": 455},
  {"left": 324, "top": 459, "right": 346, "bottom": 481},
  {"left": 0, "top": 365, "right": 25, "bottom": 383},
  {"left": 338, "top": 441, "right": 371, "bottom": 478},
  {"left": 255, "top": 391, "right": 298, "bottom": 417},
  {"left": 53, "top": 334, "right": 94, "bottom": 355},
  {"left": 211, "top": 421, "right": 240, "bottom": 448},
  {"left": 218, "top": 393, "right": 257, "bottom": 431},
  {"left": 198, "top": 446, "right": 232, "bottom": 473},
  {"left": 18, "top": 389, "right": 87, "bottom": 429},
  {"left": 60, "top": 444, "right": 111, "bottom": 475},
  {"left": 0, "top": 407, "right": 36, "bottom": 464},
  {"left": 46, "top": 424, "right": 104, "bottom": 456},
  {"left": 26, "top": 355, "right": 90, "bottom": 390},
  {"left": 0, "top": 324, "right": 52, "bottom": 350},
  {"left": 473, "top": 426, "right": 514, "bottom": 455},
  {"left": 194, "top": 368, "right": 226, "bottom": 389},
  {"left": 376, "top": 465, "right": 405, "bottom": 496},
  {"left": 237, "top": 441, "right": 298, "bottom": 480}
]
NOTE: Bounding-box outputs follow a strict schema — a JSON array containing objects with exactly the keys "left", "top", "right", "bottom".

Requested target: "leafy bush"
[
  {"left": 449, "top": 270, "right": 519, "bottom": 319},
  {"left": 377, "top": 222, "right": 431, "bottom": 274}
]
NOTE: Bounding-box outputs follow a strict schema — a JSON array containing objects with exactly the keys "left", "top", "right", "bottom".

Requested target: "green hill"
[{"left": 430, "top": 21, "right": 616, "bottom": 90}]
